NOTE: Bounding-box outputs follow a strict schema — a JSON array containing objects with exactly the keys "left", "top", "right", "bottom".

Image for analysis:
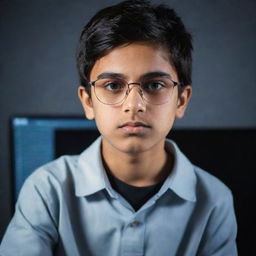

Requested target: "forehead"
[{"left": 90, "top": 43, "right": 178, "bottom": 81}]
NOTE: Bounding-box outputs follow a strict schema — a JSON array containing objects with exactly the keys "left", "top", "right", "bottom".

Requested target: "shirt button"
[{"left": 129, "top": 220, "right": 140, "bottom": 227}]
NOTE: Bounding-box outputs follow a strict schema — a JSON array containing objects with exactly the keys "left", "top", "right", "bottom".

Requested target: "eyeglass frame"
[{"left": 86, "top": 77, "right": 182, "bottom": 106}]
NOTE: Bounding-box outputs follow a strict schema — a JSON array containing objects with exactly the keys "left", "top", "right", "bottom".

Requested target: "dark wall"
[{"left": 1, "top": 0, "right": 255, "bottom": 246}]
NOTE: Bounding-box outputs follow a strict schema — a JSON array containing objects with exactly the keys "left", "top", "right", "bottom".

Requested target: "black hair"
[{"left": 76, "top": 0, "right": 193, "bottom": 96}]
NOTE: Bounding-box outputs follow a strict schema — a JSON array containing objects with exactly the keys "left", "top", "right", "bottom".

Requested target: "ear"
[
  {"left": 175, "top": 85, "right": 192, "bottom": 119},
  {"left": 78, "top": 86, "right": 95, "bottom": 120}
]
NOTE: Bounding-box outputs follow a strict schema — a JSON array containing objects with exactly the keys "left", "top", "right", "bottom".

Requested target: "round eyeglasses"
[{"left": 87, "top": 76, "right": 181, "bottom": 105}]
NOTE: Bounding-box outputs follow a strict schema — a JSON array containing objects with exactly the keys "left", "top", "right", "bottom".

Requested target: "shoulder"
[
  {"left": 18, "top": 154, "right": 80, "bottom": 204},
  {"left": 14, "top": 154, "right": 84, "bottom": 225},
  {"left": 29, "top": 154, "right": 79, "bottom": 186},
  {"left": 193, "top": 165, "right": 234, "bottom": 207},
  {"left": 18, "top": 137, "right": 102, "bottom": 202},
  {"left": 193, "top": 166, "right": 238, "bottom": 254}
]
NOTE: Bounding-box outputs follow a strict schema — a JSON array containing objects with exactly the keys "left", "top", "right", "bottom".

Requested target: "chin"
[
  {"left": 116, "top": 138, "right": 156, "bottom": 155},
  {"left": 121, "top": 145, "right": 146, "bottom": 155},
  {"left": 102, "top": 133, "right": 165, "bottom": 155}
]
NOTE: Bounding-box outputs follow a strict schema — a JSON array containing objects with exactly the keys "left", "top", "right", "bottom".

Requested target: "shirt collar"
[
  {"left": 75, "top": 137, "right": 117, "bottom": 198},
  {"left": 75, "top": 137, "right": 197, "bottom": 202},
  {"left": 163, "top": 139, "right": 197, "bottom": 202}
]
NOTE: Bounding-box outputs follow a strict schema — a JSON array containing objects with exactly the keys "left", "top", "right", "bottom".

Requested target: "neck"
[{"left": 101, "top": 139, "right": 173, "bottom": 187}]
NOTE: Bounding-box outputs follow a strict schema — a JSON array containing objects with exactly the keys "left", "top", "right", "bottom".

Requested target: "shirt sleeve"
[
  {"left": 197, "top": 189, "right": 238, "bottom": 256},
  {"left": 0, "top": 177, "right": 58, "bottom": 256}
]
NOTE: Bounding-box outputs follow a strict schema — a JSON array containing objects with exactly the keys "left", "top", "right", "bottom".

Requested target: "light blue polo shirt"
[{"left": 0, "top": 137, "right": 237, "bottom": 256}]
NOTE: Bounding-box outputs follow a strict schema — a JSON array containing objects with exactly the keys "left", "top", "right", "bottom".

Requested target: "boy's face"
[{"left": 78, "top": 43, "right": 191, "bottom": 155}]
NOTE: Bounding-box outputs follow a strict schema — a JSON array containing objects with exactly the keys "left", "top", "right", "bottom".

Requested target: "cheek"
[
  {"left": 93, "top": 106, "right": 117, "bottom": 134},
  {"left": 158, "top": 113, "right": 175, "bottom": 131},
  {"left": 152, "top": 102, "right": 177, "bottom": 133}
]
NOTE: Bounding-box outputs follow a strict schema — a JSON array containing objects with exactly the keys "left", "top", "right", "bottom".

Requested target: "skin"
[{"left": 78, "top": 42, "right": 192, "bottom": 187}]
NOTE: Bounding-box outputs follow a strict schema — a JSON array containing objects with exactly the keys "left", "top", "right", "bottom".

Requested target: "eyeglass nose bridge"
[{"left": 126, "top": 82, "right": 143, "bottom": 96}]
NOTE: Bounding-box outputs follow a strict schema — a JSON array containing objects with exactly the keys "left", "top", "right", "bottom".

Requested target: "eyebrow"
[
  {"left": 96, "top": 72, "right": 126, "bottom": 80},
  {"left": 96, "top": 71, "right": 172, "bottom": 81},
  {"left": 141, "top": 71, "right": 172, "bottom": 80}
]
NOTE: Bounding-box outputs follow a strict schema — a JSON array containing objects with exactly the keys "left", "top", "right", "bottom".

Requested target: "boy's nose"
[{"left": 122, "top": 85, "right": 146, "bottom": 113}]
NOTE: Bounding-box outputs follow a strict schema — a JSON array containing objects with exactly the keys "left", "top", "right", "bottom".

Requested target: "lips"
[
  {"left": 118, "top": 121, "right": 151, "bottom": 134},
  {"left": 119, "top": 121, "right": 150, "bottom": 128}
]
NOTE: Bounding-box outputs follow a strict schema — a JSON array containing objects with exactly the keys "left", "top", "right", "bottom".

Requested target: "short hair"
[{"left": 76, "top": 0, "right": 193, "bottom": 96}]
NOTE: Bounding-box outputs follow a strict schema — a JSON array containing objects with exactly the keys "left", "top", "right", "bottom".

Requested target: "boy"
[{"left": 0, "top": 0, "right": 237, "bottom": 255}]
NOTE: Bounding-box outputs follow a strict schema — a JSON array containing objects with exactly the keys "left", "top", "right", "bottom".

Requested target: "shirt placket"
[{"left": 121, "top": 216, "right": 145, "bottom": 256}]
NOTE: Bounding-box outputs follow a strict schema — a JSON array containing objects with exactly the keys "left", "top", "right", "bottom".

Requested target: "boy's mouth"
[
  {"left": 118, "top": 121, "right": 151, "bottom": 133},
  {"left": 119, "top": 121, "right": 150, "bottom": 128}
]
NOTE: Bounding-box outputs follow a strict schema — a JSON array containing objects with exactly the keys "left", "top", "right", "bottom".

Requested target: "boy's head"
[
  {"left": 76, "top": 0, "right": 193, "bottom": 96},
  {"left": 77, "top": 0, "right": 193, "bottom": 155}
]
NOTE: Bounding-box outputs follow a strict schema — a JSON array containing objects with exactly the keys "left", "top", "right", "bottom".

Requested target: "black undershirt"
[{"left": 107, "top": 172, "right": 164, "bottom": 211}]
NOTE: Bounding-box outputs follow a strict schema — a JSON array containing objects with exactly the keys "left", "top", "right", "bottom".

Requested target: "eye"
[
  {"left": 143, "top": 80, "right": 166, "bottom": 91},
  {"left": 104, "top": 80, "right": 125, "bottom": 91}
]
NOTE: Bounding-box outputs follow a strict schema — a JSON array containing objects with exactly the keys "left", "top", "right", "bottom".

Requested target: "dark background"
[{"left": 0, "top": 0, "right": 256, "bottom": 253}]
